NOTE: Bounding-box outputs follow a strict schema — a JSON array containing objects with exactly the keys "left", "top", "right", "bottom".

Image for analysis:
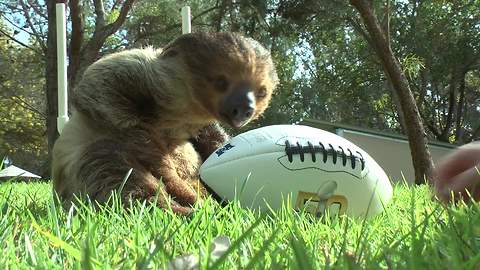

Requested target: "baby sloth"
[{"left": 52, "top": 32, "right": 278, "bottom": 215}]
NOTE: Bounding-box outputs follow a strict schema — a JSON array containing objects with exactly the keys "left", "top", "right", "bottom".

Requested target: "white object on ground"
[
  {"left": 0, "top": 165, "right": 41, "bottom": 179},
  {"left": 200, "top": 125, "right": 393, "bottom": 218},
  {"left": 168, "top": 236, "right": 231, "bottom": 270}
]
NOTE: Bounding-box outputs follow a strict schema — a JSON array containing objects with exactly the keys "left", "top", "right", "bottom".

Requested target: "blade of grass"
[
  {"left": 118, "top": 168, "right": 133, "bottom": 194},
  {"left": 24, "top": 232, "right": 37, "bottom": 266},
  {"left": 29, "top": 213, "right": 83, "bottom": 262},
  {"left": 244, "top": 227, "right": 280, "bottom": 269},
  {"left": 210, "top": 215, "right": 265, "bottom": 269},
  {"left": 290, "top": 230, "right": 314, "bottom": 270}
]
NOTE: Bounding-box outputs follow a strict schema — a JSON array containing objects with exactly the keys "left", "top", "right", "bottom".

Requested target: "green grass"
[{"left": 0, "top": 181, "right": 479, "bottom": 269}]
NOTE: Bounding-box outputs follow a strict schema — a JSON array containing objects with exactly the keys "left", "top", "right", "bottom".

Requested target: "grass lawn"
[{"left": 0, "top": 181, "right": 479, "bottom": 269}]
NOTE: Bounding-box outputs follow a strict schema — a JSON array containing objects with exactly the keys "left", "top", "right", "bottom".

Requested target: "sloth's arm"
[{"left": 190, "top": 123, "right": 230, "bottom": 161}]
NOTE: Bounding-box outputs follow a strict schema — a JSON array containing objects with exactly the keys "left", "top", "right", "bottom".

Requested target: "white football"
[{"left": 199, "top": 125, "right": 393, "bottom": 218}]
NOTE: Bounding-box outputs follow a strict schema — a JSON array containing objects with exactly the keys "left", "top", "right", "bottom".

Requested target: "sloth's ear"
[
  {"left": 161, "top": 48, "right": 179, "bottom": 58},
  {"left": 160, "top": 33, "right": 199, "bottom": 58}
]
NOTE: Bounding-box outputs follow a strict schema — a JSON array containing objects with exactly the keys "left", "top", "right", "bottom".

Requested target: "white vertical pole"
[
  {"left": 56, "top": 3, "right": 69, "bottom": 134},
  {"left": 181, "top": 6, "right": 191, "bottom": 34}
]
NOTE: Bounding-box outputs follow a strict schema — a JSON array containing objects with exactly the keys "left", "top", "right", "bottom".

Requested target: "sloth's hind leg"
[{"left": 77, "top": 139, "right": 193, "bottom": 215}]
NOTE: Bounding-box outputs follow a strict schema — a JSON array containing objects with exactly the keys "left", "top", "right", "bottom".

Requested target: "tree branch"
[
  {"left": 132, "top": 5, "right": 221, "bottom": 43},
  {"left": 193, "top": 5, "right": 221, "bottom": 21},
  {"left": 347, "top": 17, "right": 375, "bottom": 49},
  {"left": 382, "top": 0, "right": 390, "bottom": 48},
  {"left": 70, "top": 0, "right": 136, "bottom": 89},
  {"left": 0, "top": 2, "right": 24, "bottom": 14},
  {"left": 69, "top": 1, "right": 84, "bottom": 58},
  {"left": 466, "top": 57, "right": 480, "bottom": 71},
  {"left": 0, "top": 13, "right": 37, "bottom": 37},
  {"left": 470, "top": 124, "right": 480, "bottom": 141},
  {"left": 110, "top": 0, "right": 122, "bottom": 13},
  {"left": 455, "top": 71, "right": 466, "bottom": 142},
  {"left": 0, "top": 88, "right": 46, "bottom": 119},
  {"left": 0, "top": 28, "right": 40, "bottom": 52},
  {"left": 68, "top": 0, "right": 85, "bottom": 88},
  {"left": 442, "top": 68, "right": 459, "bottom": 140},
  {"left": 10, "top": 95, "right": 46, "bottom": 119},
  {"left": 213, "top": 0, "right": 224, "bottom": 31},
  {"left": 85, "top": 0, "right": 136, "bottom": 56},
  {"left": 27, "top": 0, "right": 47, "bottom": 20},
  {"left": 426, "top": 121, "right": 441, "bottom": 138},
  {"left": 132, "top": 22, "right": 181, "bottom": 44},
  {"left": 19, "top": 0, "right": 46, "bottom": 52},
  {"left": 106, "top": 0, "right": 135, "bottom": 34},
  {"left": 93, "top": 0, "right": 106, "bottom": 31}
]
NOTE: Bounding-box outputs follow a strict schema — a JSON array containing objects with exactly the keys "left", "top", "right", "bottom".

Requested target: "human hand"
[{"left": 433, "top": 142, "right": 480, "bottom": 202}]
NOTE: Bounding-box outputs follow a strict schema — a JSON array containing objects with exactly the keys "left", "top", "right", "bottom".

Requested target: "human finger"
[
  {"left": 433, "top": 143, "right": 480, "bottom": 187},
  {"left": 437, "top": 165, "right": 480, "bottom": 202}
]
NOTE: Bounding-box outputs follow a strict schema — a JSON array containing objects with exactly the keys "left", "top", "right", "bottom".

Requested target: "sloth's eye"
[
  {"left": 214, "top": 76, "right": 229, "bottom": 92},
  {"left": 256, "top": 87, "right": 268, "bottom": 99}
]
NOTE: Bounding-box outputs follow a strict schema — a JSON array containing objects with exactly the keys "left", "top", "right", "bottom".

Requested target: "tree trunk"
[
  {"left": 214, "top": 0, "right": 228, "bottom": 31},
  {"left": 385, "top": 80, "right": 407, "bottom": 133},
  {"left": 440, "top": 67, "right": 460, "bottom": 142},
  {"left": 350, "top": 0, "right": 434, "bottom": 184},
  {"left": 45, "top": 0, "right": 60, "bottom": 174},
  {"left": 68, "top": 0, "right": 136, "bottom": 91},
  {"left": 67, "top": 0, "right": 85, "bottom": 95},
  {"left": 455, "top": 71, "right": 466, "bottom": 144}
]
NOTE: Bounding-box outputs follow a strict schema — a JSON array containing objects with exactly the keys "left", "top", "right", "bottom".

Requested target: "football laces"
[{"left": 284, "top": 140, "right": 365, "bottom": 170}]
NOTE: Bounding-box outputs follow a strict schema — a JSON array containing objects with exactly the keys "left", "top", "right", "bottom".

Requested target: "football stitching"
[{"left": 283, "top": 139, "right": 366, "bottom": 171}]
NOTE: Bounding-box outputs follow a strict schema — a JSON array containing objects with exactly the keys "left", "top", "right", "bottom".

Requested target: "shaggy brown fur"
[{"left": 52, "top": 32, "right": 278, "bottom": 215}]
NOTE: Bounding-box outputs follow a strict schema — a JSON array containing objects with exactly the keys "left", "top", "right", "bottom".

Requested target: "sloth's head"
[{"left": 161, "top": 32, "right": 278, "bottom": 128}]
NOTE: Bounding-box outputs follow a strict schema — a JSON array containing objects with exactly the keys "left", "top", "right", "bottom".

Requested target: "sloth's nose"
[
  {"left": 231, "top": 102, "right": 254, "bottom": 121},
  {"left": 221, "top": 89, "right": 255, "bottom": 128}
]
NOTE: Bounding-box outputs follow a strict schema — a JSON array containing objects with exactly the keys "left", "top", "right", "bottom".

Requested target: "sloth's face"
[
  {"left": 199, "top": 72, "right": 272, "bottom": 128},
  {"left": 162, "top": 32, "right": 278, "bottom": 128}
]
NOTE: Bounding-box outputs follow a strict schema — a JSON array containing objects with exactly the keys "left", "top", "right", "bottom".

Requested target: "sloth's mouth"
[{"left": 219, "top": 113, "right": 249, "bottom": 129}]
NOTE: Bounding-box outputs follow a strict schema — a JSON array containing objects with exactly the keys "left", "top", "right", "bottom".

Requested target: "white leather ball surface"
[{"left": 199, "top": 125, "right": 393, "bottom": 218}]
